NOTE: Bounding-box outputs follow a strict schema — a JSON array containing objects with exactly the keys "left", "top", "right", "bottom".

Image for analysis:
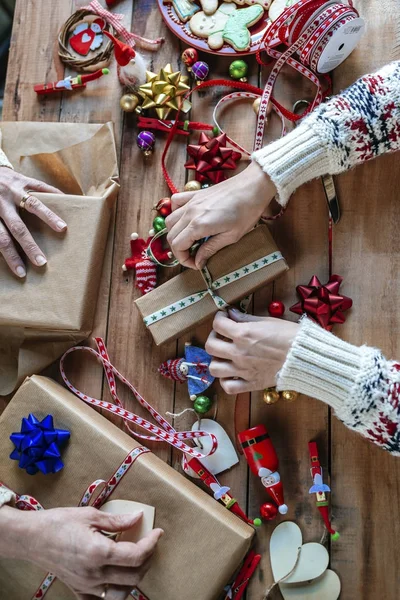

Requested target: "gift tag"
[
  {"left": 280, "top": 569, "right": 341, "bottom": 600},
  {"left": 270, "top": 522, "right": 329, "bottom": 584},
  {"left": 100, "top": 499, "right": 155, "bottom": 543},
  {"left": 191, "top": 419, "right": 239, "bottom": 475}
]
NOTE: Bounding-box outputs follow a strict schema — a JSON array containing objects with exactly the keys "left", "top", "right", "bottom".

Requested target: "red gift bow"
[
  {"left": 185, "top": 132, "right": 242, "bottom": 185},
  {"left": 290, "top": 274, "right": 352, "bottom": 330}
]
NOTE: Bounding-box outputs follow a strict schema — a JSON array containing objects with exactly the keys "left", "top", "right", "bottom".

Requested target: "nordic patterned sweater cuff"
[
  {"left": 252, "top": 122, "right": 332, "bottom": 207},
  {"left": 0, "top": 148, "right": 13, "bottom": 170},
  {"left": 276, "top": 317, "right": 368, "bottom": 415}
]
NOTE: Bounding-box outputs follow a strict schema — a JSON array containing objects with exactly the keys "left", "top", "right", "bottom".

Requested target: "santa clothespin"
[
  {"left": 104, "top": 30, "right": 147, "bottom": 88},
  {"left": 308, "top": 441, "right": 339, "bottom": 540},
  {"left": 122, "top": 233, "right": 171, "bottom": 295},
  {"left": 34, "top": 68, "right": 109, "bottom": 95},
  {"left": 224, "top": 550, "right": 261, "bottom": 600}
]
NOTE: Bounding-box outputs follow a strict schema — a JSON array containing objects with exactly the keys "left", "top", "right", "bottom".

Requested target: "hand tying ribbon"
[
  {"left": 9, "top": 414, "right": 70, "bottom": 475},
  {"left": 290, "top": 274, "right": 353, "bottom": 330},
  {"left": 82, "top": 0, "right": 164, "bottom": 48}
]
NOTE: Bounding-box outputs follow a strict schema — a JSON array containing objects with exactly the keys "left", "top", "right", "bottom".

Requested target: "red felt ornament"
[
  {"left": 69, "top": 18, "right": 105, "bottom": 56},
  {"left": 122, "top": 233, "right": 171, "bottom": 295},
  {"left": 260, "top": 502, "right": 278, "bottom": 521},
  {"left": 268, "top": 300, "right": 285, "bottom": 318},
  {"left": 290, "top": 274, "right": 352, "bottom": 331},
  {"left": 185, "top": 132, "right": 242, "bottom": 185},
  {"left": 156, "top": 197, "right": 172, "bottom": 218}
]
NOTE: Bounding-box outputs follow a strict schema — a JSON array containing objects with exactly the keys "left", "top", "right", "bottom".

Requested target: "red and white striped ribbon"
[{"left": 59, "top": 338, "right": 218, "bottom": 460}]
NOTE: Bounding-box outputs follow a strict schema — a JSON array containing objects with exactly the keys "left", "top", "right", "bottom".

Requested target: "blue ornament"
[{"left": 9, "top": 414, "right": 70, "bottom": 475}]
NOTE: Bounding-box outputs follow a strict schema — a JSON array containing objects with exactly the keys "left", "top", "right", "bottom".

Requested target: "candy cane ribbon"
[
  {"left": 81, "top": 0, "right": 164, "bottom": 48},
  {"left": 59, "top": 338, "right": 218, "bottom": 460}
]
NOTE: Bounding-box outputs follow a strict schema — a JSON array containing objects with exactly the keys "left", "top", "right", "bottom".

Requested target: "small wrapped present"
[
  {"left": 0, "top": 122, "right": 119, "bottom": 395},
  {"left": 0, "top": 376, "right": 253, "bottom": 600},
  {"left": 136, "top": 225, "right": 289, "bottom": 345}
]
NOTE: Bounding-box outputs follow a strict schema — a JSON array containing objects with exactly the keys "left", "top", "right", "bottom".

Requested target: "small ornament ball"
[
  {"left": 120, "top": 94, "right": 139, "bottom": 112},
  {"left": 181, "top": 47, "right": 198, "bottom": 70},
  {"left": 184, "top": 180, "right": 202, "bottom": 192},
  {"left": 253, "top": 98, "right": 273, "bottom": 116},
  {"left": 212, "top": 126, "right": 220, "bottom": 136},
  {"left": 253, "top": 517, "right": 262, "bottom": 528},
  {"left": 268, "top": 300, "right": 285, "bottom": 318},
  {"left": 152, "top": 215, "right": 166, "bottom": 233},
  {"left": 137, "top": 130, "right": 155, "bottom": 156},
  {"left": 281, "top": 390, "right": 298, "bottom": 402},
  {"left": 229, "top": 59, "right": 248, "bottom": 82},
  {"left": 263, "top": 388, "right": 280, "bottom": 405},
  {"left": 193, "top": 395, "right": 213, "bottom": 414},
  {"left": 260, "top": 502, "right": 278, "bottom": 521},
  {"left": 192, "top": 60, "right": 209, "bottom": 84},
  {"left": 156, "top": 197, "right": 172, "bottom": 217}
]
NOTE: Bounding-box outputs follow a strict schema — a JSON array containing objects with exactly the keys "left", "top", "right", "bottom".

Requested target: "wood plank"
[
  {"left": 104, "top": 2, "right": 185, "bottom": 462},
  {"left": 331, "top": 2, "right": 400, "bottom": 596},
  {"left": 247, "top": 59, "right": 330, "bottom": 596}
]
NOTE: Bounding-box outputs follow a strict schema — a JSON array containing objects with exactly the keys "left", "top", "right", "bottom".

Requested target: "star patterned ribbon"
[
  {"left": 290, "top": 274, "right": 353, "bottom": 330},
  {"left": 9, "top": 414, "right": 70, "bottom": 475},
  {"left": 143, "top": 251, "right": 284, "bottom": 327}
]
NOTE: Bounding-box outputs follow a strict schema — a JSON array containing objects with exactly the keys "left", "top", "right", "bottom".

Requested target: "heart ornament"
[
  {"left": 269, "top": 522, "right": 341, "bottom": 600},
  {"left": 190, "top": 419, "right": 239, "bottom": 475}
]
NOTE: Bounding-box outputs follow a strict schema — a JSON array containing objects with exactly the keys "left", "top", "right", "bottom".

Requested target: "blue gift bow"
[{"left": 9, "top": 414, "right": 70, "bottom": 475}]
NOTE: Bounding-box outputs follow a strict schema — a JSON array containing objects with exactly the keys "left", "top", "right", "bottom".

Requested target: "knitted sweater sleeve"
[
  {"left": 252, "top": 61, "right": 400, "bottom": 206},
  {"left": 276, "top": 318, "right": 400, "bottom": 455}
]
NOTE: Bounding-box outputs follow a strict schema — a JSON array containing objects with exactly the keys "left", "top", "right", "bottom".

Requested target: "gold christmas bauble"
[
  {"left": 263, "top": 388, "right": 280, "bottom": 405},
  {"left": 184, "top": 180, "right": 202, "bottom": 192},
  {"left": 252, "top": 97, "right": 273, "bottom": 116},
  {"left": 281, "top": 390, "right": 298, "bottom": 402},
  {"left": 120, "top": 94, "right": 139, "bottom": 112}
]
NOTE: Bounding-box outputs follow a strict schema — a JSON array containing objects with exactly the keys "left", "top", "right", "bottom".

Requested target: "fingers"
[
  {"left": 0, "top": 220, "right": 26, "bottom": 277},
  {"left": 104, "top": 587, "right": 132, "bottom": 600},
  {"left": 220, "top": 378, "right": 252, "bottom": 395},
  {"left": 168, "top": 223, "right": 198, "bottom": 269},
  {"left": 24, "top": 177, "right": 63, "bottom": 195},
  {"left": 209, "top": 359, "right": 245, "bottom": 379},
  {"left": 3, "top": 213, "right": 47, "bottom": 267},
  {"left": 24, "top": 195, "right": 67, "bottom": 232},
  {"left": 92, "top": 511, "right": 144, "bottom": 534},
  {"left": 194, "top": 232, "right": 236, "bottom": 270},
  {"left": 108, "top": 528, "right": 164, "bottom": 568},
  {"left": 102, "top": 558, "right": 152, "bottom": 587},
  {"left": 212, "top": 311, "right": 240, "bottom": 340},
  {"left": 205, "top": 330, "right": 234, "bottom": 360},
  {"left": 165, "top": 205, "right": 185, "bottom": 231},
  {"left": 228, "top": 307, "right": 267, "bottom": 323},
  {"left": 171, "top": 191, "right": 195, "bottom": 210}
]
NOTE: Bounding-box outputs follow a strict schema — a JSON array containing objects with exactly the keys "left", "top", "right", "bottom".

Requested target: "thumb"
[
  {"left": 93, "top": 510, "right": 143, "bottom": 533},
  {"left": 228, "top": 308, "right": 267, "bottom": 323},
  {"left": 195, "top": 233, "right": 236, "bottom": 269}
]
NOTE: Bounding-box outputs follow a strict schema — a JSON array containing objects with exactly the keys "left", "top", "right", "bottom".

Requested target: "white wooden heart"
[
  {"left": 270, "top": 522, "right": 329, "bottom": 584},
  {"left": 191, "top": 419, "right": 239, "bottom": 475},
  {"left": 279, "top": 569, "right": 341, "bottom": 600},
  {"left": 82, "top": 32, "right": 92, "bottom": 43}
]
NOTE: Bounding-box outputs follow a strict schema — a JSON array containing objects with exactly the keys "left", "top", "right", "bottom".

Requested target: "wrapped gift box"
[
  {"left": 0, "top": 376, "right": 253, "bottom": 600},
  {"left": 136, "top": 225, "right": 289, "bottom": 345},
  {"left": 0, "top": 122, "right": 119, "bottom": 395}
]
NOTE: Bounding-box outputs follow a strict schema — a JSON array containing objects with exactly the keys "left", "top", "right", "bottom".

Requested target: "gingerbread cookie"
[
  {"left": 199, "top": 0, "right": 219, "bottom": 15},
  {"left": 189, "top": 3, "right": 264, "bottom": 51},
  {"left": 268, "top": 0, "right": 297, "bottom": 22},
  {"left": 163, "top": 0, "right": 200, "bottom": 23},
  {"left": 225, "top": 0, "right": 272, "bottom": 12}
]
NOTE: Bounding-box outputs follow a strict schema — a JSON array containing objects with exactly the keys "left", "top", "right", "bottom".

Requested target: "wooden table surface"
[{"left": 2, "top": 1, "right": 400, "bottom": 598}]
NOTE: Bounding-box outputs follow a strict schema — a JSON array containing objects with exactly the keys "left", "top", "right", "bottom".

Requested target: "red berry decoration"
[
  {"left": 260, "top": 502, "right": 278, "bottom": 521},
  {"left": 156, "top": 197, "right": 172, "bottom": 217},
  {"left": 268, "top": 300, "right": 285, "bottom": 318}
]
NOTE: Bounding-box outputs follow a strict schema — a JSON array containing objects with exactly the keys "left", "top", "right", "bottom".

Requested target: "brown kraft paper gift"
[
  {"left": 0, "top": 122, "right": 119, "bottom": 396},
  {"left": 0, "top": 376, "right": 254, "bottom": 600},
  {"left": 136, "top": 224, "right": 289, "bottom": 346}
]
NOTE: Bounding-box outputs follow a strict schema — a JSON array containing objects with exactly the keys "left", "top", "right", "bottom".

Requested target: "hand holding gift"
[
  {"left": 0, "top": 167, "right": 66, "bottom": 277},
  {"left": 0, "top": 505, "right": 163, "bottom": 599}
]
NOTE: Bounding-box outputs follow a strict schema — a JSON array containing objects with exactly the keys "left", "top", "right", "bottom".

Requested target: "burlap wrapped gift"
[
  {"left": 136, "top": 225, "right": 289, "bottom": 345},
  {"left": 0, "top": 376, "right": 253, "bottom": 600},
  {"left": 0, "top": 122, "right": 119, "bottom": 395}
]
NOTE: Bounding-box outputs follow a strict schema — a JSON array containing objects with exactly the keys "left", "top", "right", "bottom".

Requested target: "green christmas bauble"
[
  {"left": 193, "top": 395, "right": 213, "bottom": 414},
  {"left": 229, "top": 60, "right": 248, "bottom": 81},
  {"left": 152, "top": 215, "right": 166, "bottom": 233},
  {"left": 212, "top": 126, "right": 220, "bottom": 136}
]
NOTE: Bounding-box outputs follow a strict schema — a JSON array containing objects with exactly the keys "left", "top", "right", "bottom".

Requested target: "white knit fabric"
[{"left": 253, "top": 61, "right": 400, "bottom": 206}]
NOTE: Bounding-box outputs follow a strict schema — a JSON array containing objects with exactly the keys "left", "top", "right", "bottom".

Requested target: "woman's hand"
[
  {"left": 206, "top": 310, "right": 299, "bottom": 393},
  {"left": 165, "top": 161, "right": 276, "bottom": 269},
  {"left": 3, "top": 505, "right": 163, "bottom": 599},
  {"left": 0, "top": 167, "right": 66, "bottom": 277}
]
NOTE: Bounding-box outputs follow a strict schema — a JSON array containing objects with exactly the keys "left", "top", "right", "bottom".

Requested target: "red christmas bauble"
[
  {"left": 156, "top": 197, "right": 172, "bottom": 218},
  {"left": 260, "top": 502, "right": 278, "bottom": 521},
  {"left": 268, "top": 300, "right": 285, "bottom": 318}
]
